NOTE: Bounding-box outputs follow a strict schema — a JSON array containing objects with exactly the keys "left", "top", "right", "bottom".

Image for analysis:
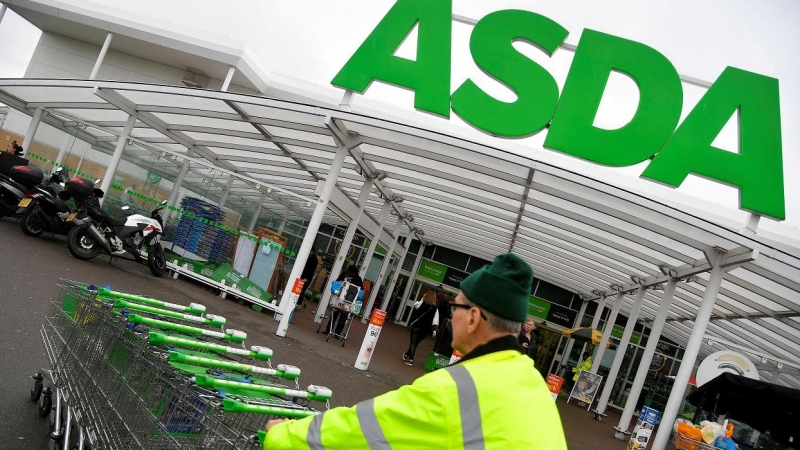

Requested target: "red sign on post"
[
  {"left": 369, "top": 309, "right": 387, "bottom": 327},
  {"left": 291, "top": 278, "right": 305, "bottom": 295},
  {"left": 546, "top": 374, "right": 564, "bottom": 401}
]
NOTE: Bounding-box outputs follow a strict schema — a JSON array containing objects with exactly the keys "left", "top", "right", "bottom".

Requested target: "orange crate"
[{"left": 673, "top": 434, "right": 715, "bottom": 450}]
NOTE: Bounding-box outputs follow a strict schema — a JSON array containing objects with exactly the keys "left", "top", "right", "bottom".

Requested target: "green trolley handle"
[
  {"left": 169, "top": 351, "right": 300, "bottom": 380},
  {"left": 127, "top": 314, "right": 247, "bottom": 343},
  {"left": 194, "top": 374, "right": 332, "bottom": 402},
  {"left": 115, "top": 300, "right": 226, "bottom": 328},
  {"left": 149, "top": 332, "right": 272, "bottom": 361},
  {"left": 222, "top": 398, "right": 317, "bottom": 418},
  {"left": 97, "top": 287, "right": 206, "bottom": 315}
]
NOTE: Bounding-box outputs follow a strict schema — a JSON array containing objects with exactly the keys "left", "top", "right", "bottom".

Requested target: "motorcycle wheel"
[
  {"left": 19, "top": 208, "right": 45, "bottom": 237},
  {"left": 148, "top": 243, "right": 166, "bottom": 277},
  {"left": 67, "top": 225, "right": 102, "bottom": 260}
]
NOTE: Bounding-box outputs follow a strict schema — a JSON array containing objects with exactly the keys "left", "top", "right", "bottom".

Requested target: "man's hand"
[
  {"left": 266, "top": 418, "right": 290, "bottom": 431},
  {"left": 432, "top": 330, "right": 437, "bottom": 338},
  {"left": 522, "top": 343, "right": 529, "bottom": 348}
]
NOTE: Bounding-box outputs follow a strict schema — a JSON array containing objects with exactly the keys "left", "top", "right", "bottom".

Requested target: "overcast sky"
[{"left": 0, "top": 0, "right": 798, "bottom": 234}]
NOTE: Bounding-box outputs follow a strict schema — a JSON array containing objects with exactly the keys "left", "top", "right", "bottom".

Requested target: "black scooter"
[
  {"left": 0, "top": 164, "right": 44, "bottom": 218},
  {"left": 17, "top": 168, "right": 72, "bottom": 237}
]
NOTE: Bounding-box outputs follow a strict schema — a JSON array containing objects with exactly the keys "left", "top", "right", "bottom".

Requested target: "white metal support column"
[
  {"left": 359, "top": 199, "right": 391, "bottom": 279},
  {"left": 315, "top": 176, "right": 374, "bottom": 323},
  {"left": 164, "top": 150, "right": 192, "bottom": 222},
  {"left": 394, "top": 243, "right": 425, "bottom": 321},
  {"left": 89, "top": 33, "right": 113, "bottom": 80},
  {"left": 591, "top": 292, "right": 624, "bottom": 373},
  {"left": 379, "top": 238, "right": 410, "bottom": 311},
  {"left": 218, "top": 176, "right": 235, "bottom": 209},
  {"left": 221, "top": 66, "right": 236, "bottom": 92},
  {"left": 55, "top": 133, "right": 76, "bottom": 168},
  {"left": 595, "top": 286, "right": 647, "bottom": 417},
  {"left": 591, "top": 296, "right": 608, "bottom": 330},
  {"left": 99, "top": 114, "right": 136, "bottom": 206},
  {"left": 275, "top": 143, "right": 348, "bottom": 336},
  {"left": 21, "top": 106, "right": 44, "bottom": 151},
  {"left": 614, "top": 278, "right": 677, "bottom": 438},
  {"left": 248, "top": 191, "right": 267, "bottom": 230},
  {"left": 362, "top": 219, "right": 403, "bottom": 323},
  {"left": 651, "top": 249, "right": 727, "bottom": 450},
  {"left": 277, "top": 213, "right": 288, "bottom": 234},
  {"left": 0, "top": 5, "right": 7, "bottom": 25},
  {"left": 561, "top": 299, "right": 589, "bottom": 373}
]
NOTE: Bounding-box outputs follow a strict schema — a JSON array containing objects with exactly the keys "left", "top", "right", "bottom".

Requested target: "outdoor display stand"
[
  {"left": 627, "top": 406, "right": 661, "bottom": 450},
  {"left": 30, "top": 280, "right": 332, "bottom": 449},
  {"left": 316, "top": 280, "right": 363, "bottom": 347},
  {"left": 567, "top": 370, "right": 604, "bottom": 410}
]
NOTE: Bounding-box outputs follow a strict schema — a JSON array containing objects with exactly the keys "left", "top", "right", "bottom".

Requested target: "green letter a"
[
  {"left": 331, "top": 0, "right": 452, "bottom": 117},
  {"left": 642, "top": 67, "right": 785, "bottom": 220}
]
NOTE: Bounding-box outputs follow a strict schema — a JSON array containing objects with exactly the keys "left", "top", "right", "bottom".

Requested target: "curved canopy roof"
[{"left": 1, "top": 78, "right": 798, "bottom": 388}]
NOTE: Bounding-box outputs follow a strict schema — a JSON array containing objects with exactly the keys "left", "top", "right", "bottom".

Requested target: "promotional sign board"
[
  {"left": 355, "top": 309, "right": 387, "bottom": 371},
  {"left": 417, "top": 260, "right": 447, "bottom": 283},
  {"left": 546, "top": 374, "right": 564, "bottom": 401},
  {"left": 568, "top": 370, "right": 603, "bottom": 410},
  {"left": 627, "top": 406, "right": 661, "bottom": 449},
  {"left": 546, "top": 303, "right": 578, "bottom": 328},
  {"left": 528, "top": 296, "right": 551, "bottom": 320}
]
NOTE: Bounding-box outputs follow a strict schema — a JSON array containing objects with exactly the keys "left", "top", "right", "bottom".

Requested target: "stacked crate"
[{"left": 173, "top": 197, "right": 236, "bottom": 263}]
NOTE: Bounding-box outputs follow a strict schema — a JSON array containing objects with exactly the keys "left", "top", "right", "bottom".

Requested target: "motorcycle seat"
[{"left": 105, "top": 215, "right": 128, "bottom": 227}]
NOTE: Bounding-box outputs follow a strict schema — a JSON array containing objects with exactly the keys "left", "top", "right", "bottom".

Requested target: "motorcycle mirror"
[
  {"left": 60, "top": 182, "right": 66, "bottom": 188},
  {"left": 161, "top": 200, "right": 168, "bottom": 205},
  {"left": 93, "top": 188, "right": 104, "bottom": 198},
  {"left": 94, "top": 179, "right": 101, "bottom": 184},
  {"left": 54, "top": 167, "right": 63, "bottom": 173},
  {"left": 121, "top": 206, "right": 130, "bottom": 211}
]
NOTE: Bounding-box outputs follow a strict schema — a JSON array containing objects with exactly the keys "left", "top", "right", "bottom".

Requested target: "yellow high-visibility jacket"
[
  {"left": 265, "top": 337, "right": 567, "bottom": 449},
  {"left": 572, "top": 357, "right": 593, "bottom": 381}
]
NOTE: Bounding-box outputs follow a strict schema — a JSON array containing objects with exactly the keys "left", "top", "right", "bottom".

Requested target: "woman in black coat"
[{"left": 402, "top": 291, "right": 440, "bottom": 366}]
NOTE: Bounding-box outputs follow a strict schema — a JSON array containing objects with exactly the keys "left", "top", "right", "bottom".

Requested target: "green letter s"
[
  {"left": 545, "top": 29, "right": 683, "bottom": 166},
  {"left": 451, "top": 10, "right": 568, "bottom": 137},
  {"left": 642, "top": 67, "right": 785, "bottom": 220},
  {"left": 330, "top": 0, "right": 452, "bottom": 117}
]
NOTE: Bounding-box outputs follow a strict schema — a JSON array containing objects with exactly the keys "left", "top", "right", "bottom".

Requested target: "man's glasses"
[{"left": 447, "top": 302, "right": 487, "bottom": 320}]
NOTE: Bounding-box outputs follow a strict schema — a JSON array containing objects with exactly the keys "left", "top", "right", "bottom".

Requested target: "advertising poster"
[
  {"left": 546, "top": 374, "right": 564, "bottom": 401},
  {"left": 568, "top": 370, "right": 603, "bottom": 410},
  {"left": 627, "top": 406, "right": 661, "bottom": 449},
  {"left": 355, "top": 309, "right": 387, "bottom": 371}
]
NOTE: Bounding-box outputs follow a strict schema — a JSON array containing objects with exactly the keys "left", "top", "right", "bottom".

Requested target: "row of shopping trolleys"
[{"left": 31, "top": 281, "right": 332, "bottom": 449}]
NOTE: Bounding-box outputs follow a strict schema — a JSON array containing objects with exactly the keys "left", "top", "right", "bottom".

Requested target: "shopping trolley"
[
  {"left": 316, "top": 280, "right": 363, "bottom": 347},
  {"left": 30, "top": 280, "right": 332, "bottom": 449}
]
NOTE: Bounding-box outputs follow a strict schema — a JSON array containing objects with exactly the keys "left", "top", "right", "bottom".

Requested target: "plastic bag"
[
  {"left": 713, "top": 436, "right": 737, "bottom": 450},
  {"left": 674, "top": 418, "right": 694, "bottom": 434},
  {"left": 330, "top": 280, "right": 342, "bottom": 295},
  {"left": 701, "top": 422, "right": 723, "bottom": 444},
  {"left": 677, "top": 421, "right": 703, "bottom": 441}
]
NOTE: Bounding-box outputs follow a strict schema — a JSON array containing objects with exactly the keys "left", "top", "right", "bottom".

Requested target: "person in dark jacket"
[
  {"left": 403, "top": 290, "right": 440, "bottom": 366},
  {"left": 11, "top": 141, "right": 24, "bottom": 156},
  {"left": 518, "top": 317, "right": 538, "bottom": 359},
  {"left": 296, "top": 248, "right": 318, "bottom": 309},
  {"left": 326, "top": 264, "right": 363, "bottom": 336}
]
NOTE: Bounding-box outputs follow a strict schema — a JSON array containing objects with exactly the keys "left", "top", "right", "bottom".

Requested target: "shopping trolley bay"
[{"left": 0, "top": 220, "right": 407, "bottom": 449}]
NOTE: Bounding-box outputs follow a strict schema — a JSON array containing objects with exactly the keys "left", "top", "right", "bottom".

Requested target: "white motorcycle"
[{"left": 63, "top": 178, "right": 168, "bottom": 277}]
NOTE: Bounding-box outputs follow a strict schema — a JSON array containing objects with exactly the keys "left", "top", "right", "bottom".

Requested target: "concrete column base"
[{"left": 613, "top": 427, "right": 631, "bottom": 440}]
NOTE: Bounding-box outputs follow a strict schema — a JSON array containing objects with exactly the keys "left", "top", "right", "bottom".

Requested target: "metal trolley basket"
[
  {"left": 316, "top": 281, "right": 362, "bottom": 347},
  {"left": 30, "top": 280, "right": 332, "bottom": 449}
]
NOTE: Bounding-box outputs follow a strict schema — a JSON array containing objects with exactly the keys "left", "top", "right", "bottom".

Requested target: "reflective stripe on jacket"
[{"left": 264, "top": 349, "right": 567, "bottom": 450}]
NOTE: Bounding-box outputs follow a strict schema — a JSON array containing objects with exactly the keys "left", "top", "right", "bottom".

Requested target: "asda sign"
[{"left": 332, "top": 0, "right": 785, "bottom": 219}]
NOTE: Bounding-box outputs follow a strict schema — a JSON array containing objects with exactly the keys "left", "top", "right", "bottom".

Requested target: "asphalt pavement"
[{"left": 0, "top": 218, "right": 412, "bottom": 449}]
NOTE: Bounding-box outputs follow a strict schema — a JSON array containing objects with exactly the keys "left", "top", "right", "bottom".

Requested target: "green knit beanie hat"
[{"left": 459, "top": 253, "right": 533, "bottom": 322}]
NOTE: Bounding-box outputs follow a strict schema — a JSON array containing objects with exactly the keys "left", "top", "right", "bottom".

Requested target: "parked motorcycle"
[
  {"left": 17, "top": 167, "right": 73, "bottom": 237},
  {"left": 0, "top": 165, "right": 45, "bottom": 218},
  {"left": 62, "top": 177, "right": 168, "bottom": 277}
]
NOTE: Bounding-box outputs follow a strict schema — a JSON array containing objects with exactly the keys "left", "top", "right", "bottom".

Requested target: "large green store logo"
[{"left": 332, "top": 0, "right": 785, "bottom": 220}]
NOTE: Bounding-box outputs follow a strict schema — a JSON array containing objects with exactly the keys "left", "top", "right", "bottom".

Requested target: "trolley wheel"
[
  {"left": 38, "top": 388, "right": 52, "bottom": 418},
  {"left": 30, "top": 378, "right": 43, "bottom": 402},
  {"left": 325, "top": 335, "right": 331, "bottom": 342},
  {"left": 341, "top": 338, "right": 346, "bottom": 348}
]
